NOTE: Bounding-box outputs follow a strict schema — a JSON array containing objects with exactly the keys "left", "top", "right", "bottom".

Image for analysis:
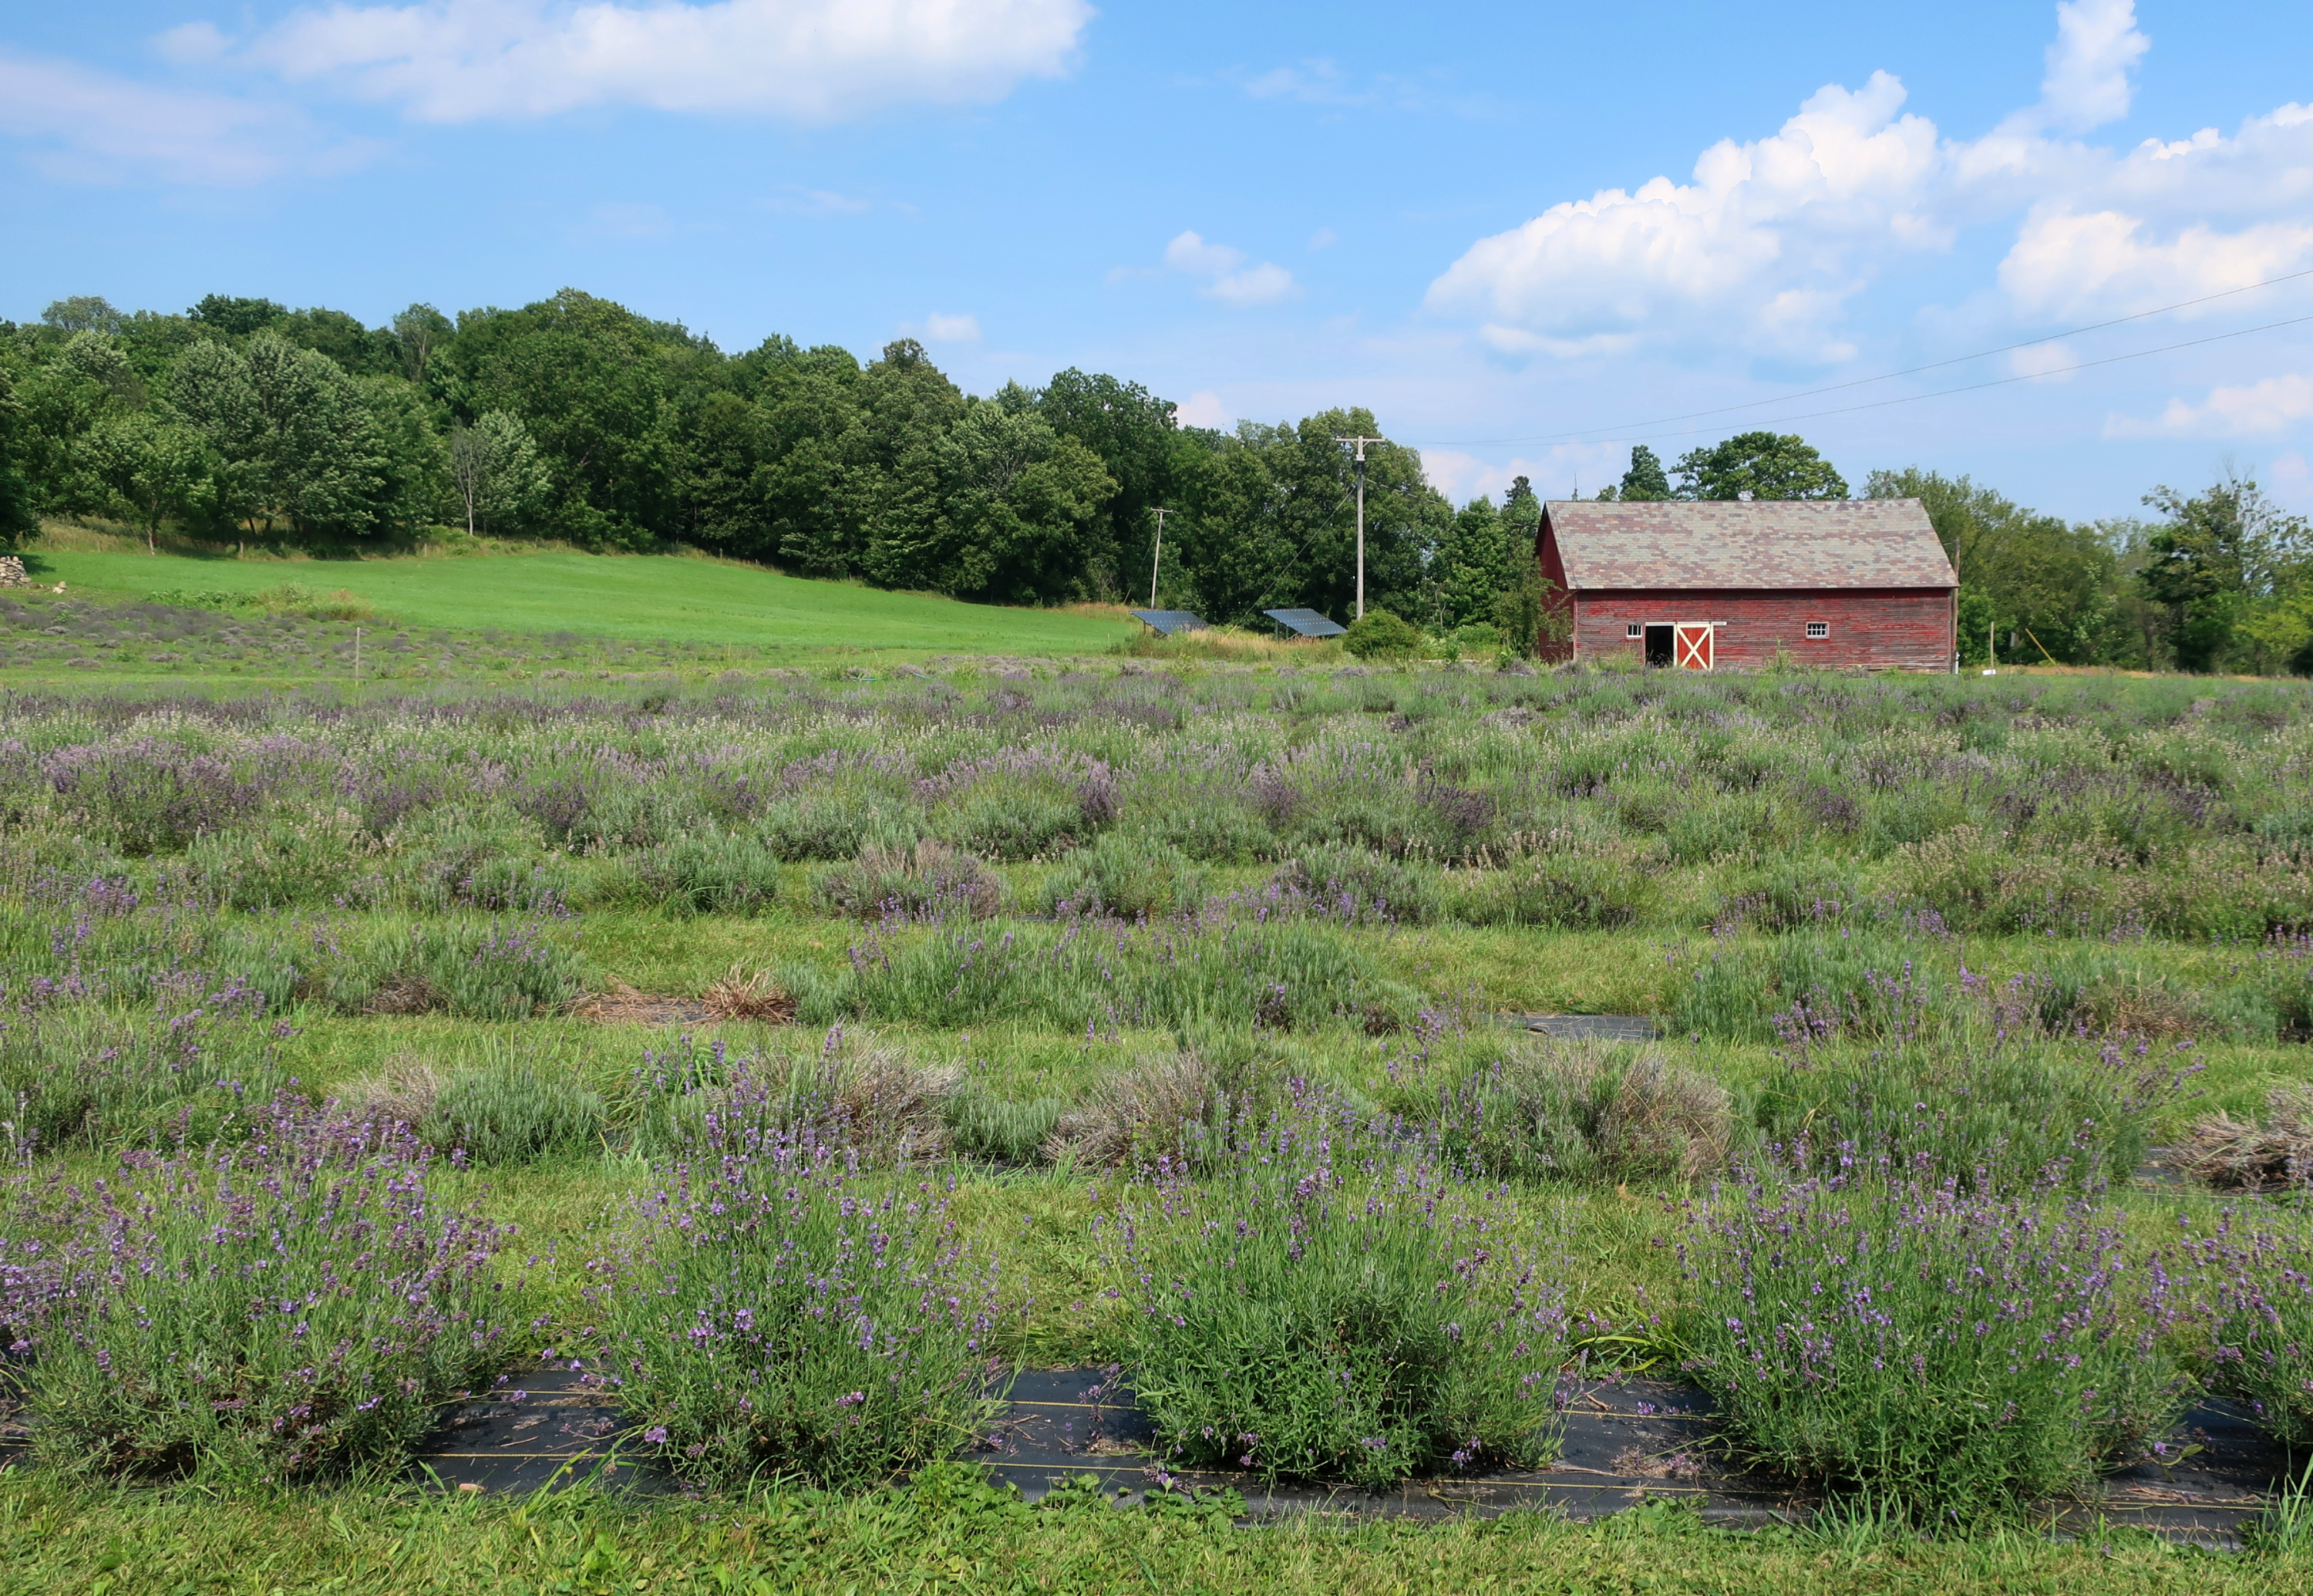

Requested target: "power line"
[{"left": 1407, "top": 264, "right": 2313, "bottom": 449}]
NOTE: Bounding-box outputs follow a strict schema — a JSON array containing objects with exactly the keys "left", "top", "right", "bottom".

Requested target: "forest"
[{"left": 1, "top": 285, "right": 2308, "bottom": 672}]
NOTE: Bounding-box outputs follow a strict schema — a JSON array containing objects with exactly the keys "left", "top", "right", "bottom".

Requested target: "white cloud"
[
  {"left": 0, "top": 49, "right": 370, "bottom": 185},
  {"left": 1308, "top": 227, "right": 1337, "bottom": 251},
  {"left": 2030, "top": 0, "right": 2148, "bottom": 134},
  {"left": 1425, "top": 70, "right": 1941, "bottom": 361},
  {"left": 250, "top": 0, "right": 1092, "bottom": 123},
  {"left": 2109, "top": 372, "right": 2313, "bottom": 437},
  {"left": 1426, "top": 3, "right": 2313, "bottom": 364},
  {"left": 1174, "top": 391, "right": 1230, "bottom": 429},
  {"left": 1163, "top": 231, "right": 1301, "bottom": 308},
  {"left": 917, "top": 312, "right": 981, "bottom": 342}
]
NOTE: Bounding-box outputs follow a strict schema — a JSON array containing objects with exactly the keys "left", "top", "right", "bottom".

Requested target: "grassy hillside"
[{"left": 16, "top": 536, "right": 1137, "bottom": 658}]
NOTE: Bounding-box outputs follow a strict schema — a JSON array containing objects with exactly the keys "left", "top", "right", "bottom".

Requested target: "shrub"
[
  {"left": 327, "top": 917, "right": 588, "bottom": 1021},
  {"left": 1450, "top": 842, "right": 1661, "bottom": 929},
  {"left": 47, "top": 739, "right": 261, "bottom": 856},
  {"left": 815, "top": 840, "right": 1002, "bottom": 921},
  {"left": 2201, "top": 1226, "right": 2313, "bottom": 1445},
  {"left": 1130, "top": 802, "right": 1273, "bottom": 865},
  {"left": 636, "top": 1031, "right": 956, "bottom": 1165},
  {"left": 419, "top": 1056, "right": 607, "bottom": 1165},
  {"left": 1045, "top": 1051, "right": 1221, "bottom": 1169},
  {"left": 1040, "top": 833, "right": 1207, "bottom": 920},
  {"left": 1678, "top": 1177, "right": 2189, "bottom": 1521},
  {"left": 1121, "top": 1103, "right": 1571, "bottom": 1487},
  {"left": 611, "top": 832, "right": 782, "bottom": 917},
  {"left": 598, "top": 1124, "right": 999, "bottom": 1489},
  {"left": 5, "top": 1101, "right": 515, "bottom": 1481},
  {"left": 836, "top": 919, "right": 1412, "bottom": 1035},
  {"left": 755, "top": 792, "right": 903, "bottom": 862},
  {"left": 1438, "top": 1038, "right": 1736, "bottom": 1184},
  {"left": 0, "top": 974, "right": 295, "bottom": 1153},
  {"left": 946, "top": 1089, "right": 1065, "bottom": 1165},
  {"left": 1341, "top": 609, "right": 1424, "bottom": 662},
  {"left": 1270, "top": 843, "right": 1439, "bottom": 924},
  {"left": 1749, "top": 973, "right": 2197, "bottom": 1194}
]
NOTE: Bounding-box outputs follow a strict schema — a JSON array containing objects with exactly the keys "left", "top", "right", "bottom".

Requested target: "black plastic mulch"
[
  {"left": 1513, "top": 1015, "right": 1662, "bottom": 1042},
  {"left": 404, "top": 1365, "right": 2299, "bottom": 1546}
]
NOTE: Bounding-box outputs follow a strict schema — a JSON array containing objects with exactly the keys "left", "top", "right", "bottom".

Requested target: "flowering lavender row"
[
  {"left": 0, "top": 665, "right": 2307, "bottom": 939},
  {"left": 0, "top": 1097, "right": 517, "bottom": 1483}
]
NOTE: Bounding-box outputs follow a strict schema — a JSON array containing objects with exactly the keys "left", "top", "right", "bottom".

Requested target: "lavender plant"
[
  {"left": 1678, "top": 1177, "right": 2190, "bottom": 1520},
  {"left": 595, "top": 1098, "right": 1001, "bottom": 1489},
  {"left": 4, "top": 1100, "right": 516, "bottom": 1481},
  {"left": 2198, "top": 1223, "right": 2313, "bottom": 1445},
  {"left": 1118, "top": 1095, "right": 1572, "bottom": 1487},
  {"left": 0, "top": 971, "right": 296, "bottom": 1152}
]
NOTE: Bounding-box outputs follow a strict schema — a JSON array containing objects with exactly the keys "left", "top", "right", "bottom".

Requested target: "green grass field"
[{"left": 17, "top": 537, "right": 1136, "bottom": 660}]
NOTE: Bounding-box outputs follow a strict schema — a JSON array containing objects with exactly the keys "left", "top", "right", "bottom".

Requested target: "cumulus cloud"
[
  {"left": 1425, "top": 71, "right": 1941, "bottom": 360},
  {"left": 1163, "top": 231, "right": 1301, "bottom": 308},
  {"left": 2029, "top": 0, "right": 2149, "bottom": 134},
  {"left": 249, "top": 0, "right": 1092, "bottom": 123},
  {"left": 1173, "top": 391, "right": 1231, "bottom": 430},
  {"left": 2109, "top": 372, "right": 2313, "bottom": 437},
  {"left": 0, "top": 49, "right": 371, "bottom": 185},
  {"left": 1426, "top": 2, "right": 2313, "bottom": 362}
]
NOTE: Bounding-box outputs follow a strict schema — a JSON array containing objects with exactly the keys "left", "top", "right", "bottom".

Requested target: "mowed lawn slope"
[{"left": 32, "top": 547, "right": 1137, "bottom": 657}]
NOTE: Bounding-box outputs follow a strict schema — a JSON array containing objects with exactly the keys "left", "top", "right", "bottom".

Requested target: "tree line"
[{"left": 0, "top": 288, "right": 2305, "bottom": 672}]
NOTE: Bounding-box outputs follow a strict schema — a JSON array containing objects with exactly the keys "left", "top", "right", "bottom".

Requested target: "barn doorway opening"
[{"left": 1643, "top": 625, "right": 1674, "bottom": 667}]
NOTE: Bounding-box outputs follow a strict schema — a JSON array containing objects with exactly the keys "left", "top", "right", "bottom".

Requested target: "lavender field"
[{"left": 5, "top": 658, "right": 2313, "bottom": 1581}]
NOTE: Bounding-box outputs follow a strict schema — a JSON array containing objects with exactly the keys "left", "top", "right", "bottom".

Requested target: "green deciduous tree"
[
  {"left": 1619, "top": 444, "right": 1671, "bottom": 502},
  {"left": 449, "top": 410, "right": 550, "bottom": 537},
  {"left": 1675, "top": 431, "right": 1847, "bottom": 501},
  {"left": 2138, "top": 475, "right": 2312, "bottom": 674},
  {"left": 84, "top": 412, "right": 205, "bottom": 552},
  {"left": 1867, "top": 468, "right": 2124, "bottom": 665}
]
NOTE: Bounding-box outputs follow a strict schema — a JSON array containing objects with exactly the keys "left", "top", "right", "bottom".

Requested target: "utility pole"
[
  {"left": 1149, "top": 507, "right": 1170, "bottom": 608},
  {"left": 1333, "top": 436, "right": 1386, "bottom": 618}
]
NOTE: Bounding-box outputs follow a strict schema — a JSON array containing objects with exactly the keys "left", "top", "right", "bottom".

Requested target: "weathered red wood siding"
[
  {"left": 1571, "top": 588, "right": 1955, "bottom": 672},
  {"left": 1535, "top": 523, "right": 1575, "bottom": 663}
]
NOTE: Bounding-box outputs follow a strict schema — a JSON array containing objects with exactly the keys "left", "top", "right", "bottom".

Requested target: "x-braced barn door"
[{"left": 1674, "top": 623, "right": 1714, "bottom": 671}]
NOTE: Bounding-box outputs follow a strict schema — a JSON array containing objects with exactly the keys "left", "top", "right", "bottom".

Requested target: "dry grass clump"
[
  {"left": 1044, "top": 1050, "right": 1217, "bottom": 1169},
  {"left": 333, "top": 1055, "right": 444, "bottom": 1128},
  {"left": 1443, "top": 1037, "right": 1736, "bottom": 1184},
  {"left": 806, "top": 1034, "right": 960, "bottom": 1162},
  {"left": 361, "top": 974, "right": 442, "bottom": 1016},
  {"left": 703, "top": 964, "right": 797, "bottom": 1023},
  {"left": 2176, "top": 1083, "right": 2313, "bottom": 1190}
]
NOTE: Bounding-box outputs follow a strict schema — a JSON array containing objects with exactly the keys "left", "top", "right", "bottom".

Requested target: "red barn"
[{"left": 1534, "top": 498, "right": 1958, "bottom": 672}]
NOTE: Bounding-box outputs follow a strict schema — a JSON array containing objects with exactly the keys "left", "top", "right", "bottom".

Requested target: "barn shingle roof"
[{"left": 1544, "top": 499, "right": 1956, "bottom": 591}]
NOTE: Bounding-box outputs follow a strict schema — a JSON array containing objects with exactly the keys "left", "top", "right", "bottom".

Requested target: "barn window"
[
  {"left": 1626, "top": 623, "right": 1643, "bottom": 637},
  {"left": 1806, "top": 621, "right": 1829, "bottom": 638}
]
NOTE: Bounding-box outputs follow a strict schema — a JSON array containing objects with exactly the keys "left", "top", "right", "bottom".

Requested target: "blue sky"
[{"left": 2, "top": 0, "right": 2309, "bottom": 522}]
